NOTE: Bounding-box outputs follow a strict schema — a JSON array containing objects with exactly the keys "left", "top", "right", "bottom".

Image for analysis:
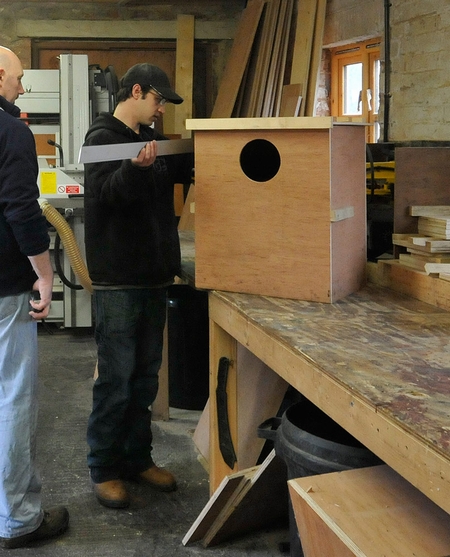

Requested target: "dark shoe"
[
  {"left": 137, "top": 465, "right": 177, "bottom": 492},
  {"left": 0, "top": 506, "right": 69, "bottom": 549},
  {"left": 92, "top": 479, "right": 130, "bottom": 509}
]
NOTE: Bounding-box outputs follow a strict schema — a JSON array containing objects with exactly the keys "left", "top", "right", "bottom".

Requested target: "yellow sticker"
[{"left": 40, "top": 171, "right": 57, "bottom": 194}]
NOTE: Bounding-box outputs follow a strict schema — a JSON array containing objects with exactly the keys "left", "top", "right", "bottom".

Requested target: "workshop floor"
[{"left": 11, "top": 324, "right": 289, "bottom": 557}]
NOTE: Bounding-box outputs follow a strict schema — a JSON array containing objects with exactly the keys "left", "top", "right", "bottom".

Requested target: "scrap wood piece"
[
  {"left": 392, "top": 233, "right": 450, "bottom": 253},
  {"left": 182, "top": 467, "right": 256, "bottom": 546},
  {"left": 211, "top": 0, "right": 265, "bottom": 118},
  {"left": 410, "top": 205, "right": 450, "bottom": 217},
  {"left": 424, "top": 263, "right": 450, "bottom": 276},
  {"left": 279, "top": 83, "right": 303, "bottom": 116},
  {"left": 202, "top": 449, "right": 288, "bottom": 547}
]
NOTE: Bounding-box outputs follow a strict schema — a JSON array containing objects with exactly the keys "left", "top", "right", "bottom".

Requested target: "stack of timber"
[
  {"left": 392, "top": 206, "right": 450, "bottom": 280},
  {"left": 212, "top": 0, "right": 326, "bottom": 118}
]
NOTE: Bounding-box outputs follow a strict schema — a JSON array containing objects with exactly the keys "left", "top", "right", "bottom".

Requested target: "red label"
[{"left": 65, "top": 185, "right": 81, "bottom": 194}]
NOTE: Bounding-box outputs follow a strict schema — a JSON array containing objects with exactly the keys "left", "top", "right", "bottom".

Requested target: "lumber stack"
[
  {"left": 212, "top": 0, "right": 326, "bottom": 118},
  {"left": 392, "top": 206, "right": 450, "bottom": 279}
]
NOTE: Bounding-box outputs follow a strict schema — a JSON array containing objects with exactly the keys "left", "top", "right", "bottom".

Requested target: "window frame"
[{"left": 330, "top": 39, "right": 381, "bottom": 143}]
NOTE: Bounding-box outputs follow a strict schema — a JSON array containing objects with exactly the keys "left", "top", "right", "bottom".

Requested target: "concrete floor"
[{"left": 11, "top": 324, "right": 289, "bottom": 557}]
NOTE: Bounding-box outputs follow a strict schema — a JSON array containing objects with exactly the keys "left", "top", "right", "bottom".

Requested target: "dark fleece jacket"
[
  {"left": 83, "top": 112, "right": 193, "bottom": 287},
  {"left": 0, "top": 96, "right": 50, "bottom": 297}
]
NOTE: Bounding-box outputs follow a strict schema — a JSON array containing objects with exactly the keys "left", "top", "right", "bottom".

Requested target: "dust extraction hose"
[{"left": 39, "top": 199, "right": 93, "bottom": 294}]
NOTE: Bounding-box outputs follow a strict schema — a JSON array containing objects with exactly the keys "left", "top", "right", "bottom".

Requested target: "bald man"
[{"left": 0, "top": 46, "right": 69, "bottom": 549}]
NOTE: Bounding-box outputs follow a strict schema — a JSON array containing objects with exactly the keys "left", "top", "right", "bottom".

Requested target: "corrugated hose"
[{"left": 39, "top": 199, "right": 93, "bottom": 294}]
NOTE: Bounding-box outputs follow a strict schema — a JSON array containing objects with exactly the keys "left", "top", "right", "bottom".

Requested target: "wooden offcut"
[
  {"left": 183, "top": 449, "right": 288, "bottom": 548},
  {"left": 288, "top": 465, "right": 450, "bottom": 557}
]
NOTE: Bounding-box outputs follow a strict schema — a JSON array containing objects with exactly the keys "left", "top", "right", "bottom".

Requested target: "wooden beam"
[
  {"left": 17, "top": 19, "right": 236, "bottom": 40},
  {"left": 175, "top": 14, "right": 194, "bottom": 138}
]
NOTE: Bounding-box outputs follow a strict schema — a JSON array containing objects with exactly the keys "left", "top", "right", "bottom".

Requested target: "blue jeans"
[
  {"left": 87, "top": 288, "right": 167, "bottom": 483},
  {"left": 0, "top": 293, "right": 43, "bottom": 539}
]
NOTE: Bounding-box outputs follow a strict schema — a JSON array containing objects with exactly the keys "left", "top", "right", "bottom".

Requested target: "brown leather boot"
[
  {"left": 92, "top": 479, "right": 130, "bottom": 508},
  {"left": 138, "top": 465, "right": 177, "bottom": 492}
]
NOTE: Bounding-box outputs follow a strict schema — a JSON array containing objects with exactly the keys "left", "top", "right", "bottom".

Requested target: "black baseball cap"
[{"left": 120, "top": 63, "right": 184, "bottom": 104}]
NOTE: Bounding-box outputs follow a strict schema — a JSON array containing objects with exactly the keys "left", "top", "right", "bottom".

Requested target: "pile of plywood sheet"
[
  {"left": 212, "top": 0, "right": 326, "bottom": 118},
  {"left": 392, "top": 206, "right": 450, "bottom": 279}
]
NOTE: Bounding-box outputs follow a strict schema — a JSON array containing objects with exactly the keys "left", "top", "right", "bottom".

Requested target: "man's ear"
[{"left": 132, "top": 83, "right": 142, "bottom": 99}]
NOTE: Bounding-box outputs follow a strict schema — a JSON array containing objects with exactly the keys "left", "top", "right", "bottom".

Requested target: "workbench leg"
[
  {"left": 152, "top": 313, "right": 170, "bottom": 421},
  {"left": 209, "top": 319, "right": 238, "bottom": 495}
]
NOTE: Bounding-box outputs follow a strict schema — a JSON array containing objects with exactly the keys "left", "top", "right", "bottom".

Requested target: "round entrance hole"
[{"left": 239, "top": 139, "right": 281, "bottom": 182}]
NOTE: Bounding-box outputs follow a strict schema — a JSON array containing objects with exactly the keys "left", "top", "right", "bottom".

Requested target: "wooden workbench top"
[{"left": 211, "top": 285, "right": 450, "bottom": 449}]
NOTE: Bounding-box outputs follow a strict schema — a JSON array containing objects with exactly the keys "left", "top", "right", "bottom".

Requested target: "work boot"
[
  {"left": 137, "top": 465, "right": 177, "bottom": 492},
  {"left": 92, "top": 479, "right": 130, "bottom": 509},
  {"left": 0, "top": 506, "right": 69, "bottom": 549}
]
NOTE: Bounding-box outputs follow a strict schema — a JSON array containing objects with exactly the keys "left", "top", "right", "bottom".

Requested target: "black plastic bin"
[
  {"left": 167, "top": 284, "right": 209, "bottom": 411},
  {"left": 259, "top": 397, "right": 382, "bottom": 557}
]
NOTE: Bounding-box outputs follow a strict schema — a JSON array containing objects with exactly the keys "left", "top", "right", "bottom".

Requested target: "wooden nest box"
[{"left": 186, "top": 117, "right": 367, "bottom": 303}]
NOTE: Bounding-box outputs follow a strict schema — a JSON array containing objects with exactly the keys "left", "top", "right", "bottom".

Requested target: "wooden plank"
[
  {"left": 410, "top": 205, "right": 450, "bottom": 217},
  {"left": 272, "top": 0, "right": 295, "bottom": 117},
  {"left": 182, "top": 470, "right": 251, "bottom": 546},
  {"left": 192, "top": 396, "right": 209, "bottom": 465},
  {"left": 152, "top": 315, "right": 169, "bottom": 421},
  {"left": 425, "top": 262, "right": 450, "bottom": 275},
  {"left": 208, "top": 320, "right": 238, "bottom": 494},
  {"left": 202, "top": 449, "right": 288, "bottom": 547},
  {"left": 304, "top": 0, "right": 327, "bottom": 116},
  {"left": 289, "top": 0, "right": 317, "bottom": 116},
  {"left": 367, "top": 259, "right": 450, "bottom": 311},
  {"left": 279, "top": 83, "right": 303, "bottom": 116},
  {"left": 247, "top": 0, "right": 280, "bottom": 117},
  {"left": 211, "top": 0, "right": 265, "bottom": 118},
  {"left": 289, "top": 465, "right": 450, "bottom": 557},
  {"left": 392, "top": 233, "right": 450, "bottom": 253},
  {"left": 174, "top": 14, "right": 194, "bottom": 138},
  {"left": 261, "top": 0, "right": 284, "bottom": 117},
  {"left": 236, "top": 344, "right": 288, "bottom": 470}
]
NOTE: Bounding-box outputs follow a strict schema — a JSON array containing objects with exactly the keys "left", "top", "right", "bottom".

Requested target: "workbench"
[{"left": 178, "top": 231, "right": 450, "bottom": 518}]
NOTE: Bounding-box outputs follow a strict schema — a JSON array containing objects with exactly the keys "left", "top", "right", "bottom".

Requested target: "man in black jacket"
[
  {"left": 83, "top": 63, "right": 193, "bottom": 508},
  {"left": 0, "top": 45, "right": 69, "bottom": 548}
]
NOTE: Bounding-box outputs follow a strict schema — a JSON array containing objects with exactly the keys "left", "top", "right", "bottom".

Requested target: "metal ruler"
[{"left": 78, "top": 138, "right": 193, "bottom": 164}]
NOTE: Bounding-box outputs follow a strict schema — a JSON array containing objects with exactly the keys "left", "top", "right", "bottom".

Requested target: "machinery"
[{"left": 20, "top": 54, "right": 118, "bottom": 327}]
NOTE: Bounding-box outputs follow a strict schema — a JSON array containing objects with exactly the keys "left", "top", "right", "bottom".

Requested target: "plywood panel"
[
  {"left": 289, "top": 466, "right": 450, "bottom": 557},
  {"left": 330, "top": 125, "right": 367, "bottom": 301},
  {"left": 194, "top": 128, "right": 331, "bottom": 300}
]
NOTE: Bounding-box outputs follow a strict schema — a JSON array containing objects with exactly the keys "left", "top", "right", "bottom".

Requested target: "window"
[{"left": 330, "top": 39, "right": 381, "bottom": 143}]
